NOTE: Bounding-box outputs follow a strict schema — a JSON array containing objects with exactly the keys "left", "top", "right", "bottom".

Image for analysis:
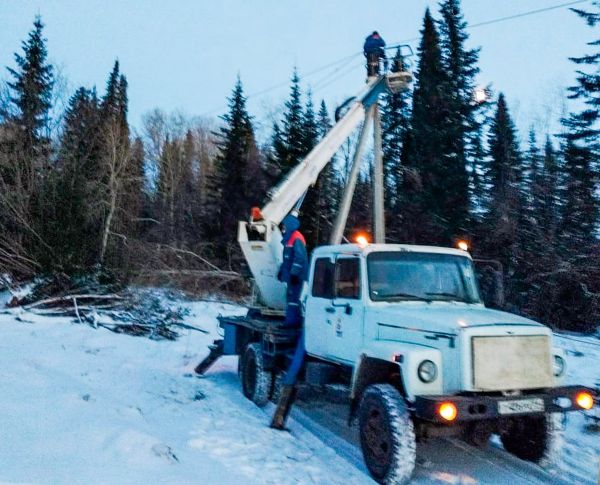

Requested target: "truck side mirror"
[
  {"left": 474, "top": 258, "right": 505, "bottom": 309},
  {"left": 492, "top": 269, "right": 505, "bottom": 308}
]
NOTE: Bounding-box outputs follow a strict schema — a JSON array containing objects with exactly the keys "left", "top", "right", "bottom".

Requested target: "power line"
[
  {"left": 203, "top": 0, "right": 590, "bottom": 116},
  {"left": 202, "top": 52, "right": 361, "bottom": 116},
  {"left": 313, "top": 59, "right": 365, "bottom": 94},
  {"left": 387, "top": 0, "right": 590, "bottom": 48},
  {"left": 311, "top": 57, "right": 361, "bottom": 92}
]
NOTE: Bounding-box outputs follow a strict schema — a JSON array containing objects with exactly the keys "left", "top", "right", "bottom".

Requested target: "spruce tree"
[
  {"left": 563, "top": 1, "right": 600, "bottom": 148},
  {"left": 101, "top": 61, "right": 122, "bottom": 122},
  {"left": 560, "top": 139, "right": 598, "bottom": 243},
  {"left": 299, "top": 99, "right": 339, "bottom": 248},
  {"left": 347, "top": 169, "right": 372, "bottom": 240},
  {"left": 44, "top": 87, "right": 103, "bottom": 272},
  {"left": 402, "top": 9, "right": 456, "bottom": 244},
  {"left": 265, "top": 121, "right": 285, "bottom": 186},
  {"left": 524, "top": 129, "right": 543, "bottom": 218},
  {"left": 381, "top": 48, "right": 411, "bottom": 239},
  {"left": 538, "top": 137, "right": 560, "bottom": 241},
  {"left": 278, "top": 69, "right": 305, "bottom": 177},
  {"left": 97, "top": 61, "right": 137, "bottom": 268},
  {"left": 439, "top": 0, "right": 482, "bottom": 232},
  {"left": 316, "top": 100, "right": 340, "bottom": 235},
  {"left": 559, "top": 1, "right": 599, "bottom": 243},
  {"left": 297, "top": 93, "right": 320, "bottom": 248},
  {"left": 2, "top": 16, "right": 55, "bottom": 275},
  {"left": 518, "top": 130, "right": 546, "bottom": 285},
  {"left": 7, "top": 16, "right": 54, "bottom": 153},
  {"left": 483, "top": 93, "right": 525, "bottom": 278},
  {"left": 210, "top": 77, "right": 263, "bottom": 259}
]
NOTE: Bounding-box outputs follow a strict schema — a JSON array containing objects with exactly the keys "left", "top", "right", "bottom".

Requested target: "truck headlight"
[
  {"left": 553, "top": 355, "right": 566, "bottom": 377},
  {"left": 418, "top": 360, "right": 438, "bottom": 383}
]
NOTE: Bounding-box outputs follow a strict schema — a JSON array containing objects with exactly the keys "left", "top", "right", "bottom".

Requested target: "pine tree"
[
  {"left": 209, "top": 77, "right": 263, "bottom": 259},
  {"left": 402, "top": 9, "right": 456, "bottom": 244},
  {"left": 6, "top": 16, "right": 54, "bottom": 153}
]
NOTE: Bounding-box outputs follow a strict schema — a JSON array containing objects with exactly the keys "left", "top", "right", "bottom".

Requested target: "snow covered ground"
[{"left": 0, "top": 289, "right": 598, "bottom": 484}]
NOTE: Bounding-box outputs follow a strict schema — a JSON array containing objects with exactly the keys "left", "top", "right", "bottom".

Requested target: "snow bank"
[{"left": 0, "top": 296, "right": 370, "bottom": 484}]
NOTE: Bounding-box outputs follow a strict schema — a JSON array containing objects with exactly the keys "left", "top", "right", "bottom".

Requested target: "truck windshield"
[{"left": 367, "top": 252, "right": 482, "bottom": 303}]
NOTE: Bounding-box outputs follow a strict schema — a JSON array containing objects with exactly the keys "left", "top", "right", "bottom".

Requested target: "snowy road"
[
  {"left": 0, "top": 291, "right": 598, "bottom": 484},
  {"left": 293, "top": 395, "right": 570, "bottom": 485}
]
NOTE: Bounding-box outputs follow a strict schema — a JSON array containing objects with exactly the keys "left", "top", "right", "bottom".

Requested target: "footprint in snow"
[{"left": 152, "top": 443, "right": 179, "bottom": 463}]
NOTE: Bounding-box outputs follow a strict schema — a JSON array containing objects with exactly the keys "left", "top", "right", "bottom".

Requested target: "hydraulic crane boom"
[
  {"left": 239, "top": 71, "right": 410, "bottom": 309},
  {"left": 260, "top": 76, "right": 385, "bottom": 223}
]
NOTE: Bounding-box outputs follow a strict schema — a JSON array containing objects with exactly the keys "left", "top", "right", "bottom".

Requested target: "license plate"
[{"left": 498, "top": 398, "right": 545, "bottom": 415}]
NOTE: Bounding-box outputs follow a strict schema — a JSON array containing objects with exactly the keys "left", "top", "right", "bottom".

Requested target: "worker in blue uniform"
[
  {"left": 363, "top": 31, "right": 386, "bottom": 76},
  {"left": 271, "top": 212, "right": 308, "bottom": 429},
  {"left": 278, "top": 213, "right": 308, "bottom": 327}
]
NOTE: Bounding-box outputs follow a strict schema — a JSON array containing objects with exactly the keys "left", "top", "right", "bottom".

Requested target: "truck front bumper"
[{"left": 414, "top": 385, "right": 596, "bottom": 424}]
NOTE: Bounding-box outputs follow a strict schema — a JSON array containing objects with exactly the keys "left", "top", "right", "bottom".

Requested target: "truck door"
[
  {"left": 329, "top": 256, "right": 364, "bottom": 364},
  {"left": 304, "top": 256, "right": 335, "bottom": 359}
]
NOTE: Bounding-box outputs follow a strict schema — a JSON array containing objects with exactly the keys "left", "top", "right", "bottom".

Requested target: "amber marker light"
[
  {"left": 575, "top": 391, "right": 594, "bottom": 410},
  {"left": 438, "top": 402, "right": 458, "bottom": 421},
  {"left": 355, "top": 234, "right": 369, "bottom": 248},
  {"left": 457, "top": 240, "right": 469, "bottom": 251}
]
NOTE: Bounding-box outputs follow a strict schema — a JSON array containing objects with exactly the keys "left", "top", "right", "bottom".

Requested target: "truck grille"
[{"left": 472, "top": 335, "right": 553, "bottom": 391}]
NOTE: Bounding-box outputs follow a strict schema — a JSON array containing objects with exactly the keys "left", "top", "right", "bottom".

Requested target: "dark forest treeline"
[{"left": 0, "top": 1, "right": 598, "bottom": 331}]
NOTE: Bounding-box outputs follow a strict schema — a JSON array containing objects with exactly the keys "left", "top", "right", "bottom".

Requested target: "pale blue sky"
[{"left": 0, "top": 1, "right": 594, "bottom": 138}]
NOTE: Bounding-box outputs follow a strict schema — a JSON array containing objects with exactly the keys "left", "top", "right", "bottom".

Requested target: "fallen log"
[{"left": 24, "top": 294, "right": 124, "bottom": 310}]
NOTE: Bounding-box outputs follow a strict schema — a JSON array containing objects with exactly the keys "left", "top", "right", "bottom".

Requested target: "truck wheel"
[
  {"left": 241, "top": 343, "right": 272, "bottom": 407},
  {"left": 500, "top": 413, "right": 563, "bottom": 465},
  {"left": 358, "top": 384, "right": 416, "bottom": 484}
]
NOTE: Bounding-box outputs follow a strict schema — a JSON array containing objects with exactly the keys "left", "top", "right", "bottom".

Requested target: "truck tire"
[
  {"left": 500, "top": 413, "right": 563, "bottom": 466},
  {"left": 241, "top": 343, "right": 272, "bottom": 407},
  {"left": 358, "top": 384, "right": 416, "bottom": 484}
]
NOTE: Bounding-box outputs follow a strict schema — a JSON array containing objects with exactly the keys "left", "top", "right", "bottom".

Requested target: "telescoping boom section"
[{"left": 238, "top": 72, "right": 410, "bottom": 309}]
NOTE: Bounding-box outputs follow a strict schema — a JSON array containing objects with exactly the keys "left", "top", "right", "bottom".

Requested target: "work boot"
[{"left": 270, "top": 385, "right": 297, "bottom": 430}]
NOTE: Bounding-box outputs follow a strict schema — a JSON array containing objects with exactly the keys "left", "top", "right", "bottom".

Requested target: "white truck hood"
[{"left": 370, "top": 302, "right": 544, "bottom": 334}]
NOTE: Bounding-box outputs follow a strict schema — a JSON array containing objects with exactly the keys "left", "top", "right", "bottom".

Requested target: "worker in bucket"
[
  {"left": 271, "top": 211, "right": 308, "bottom": 429},
  {"left": 363, "top": 31, "right": 387, "bottom": 77}
]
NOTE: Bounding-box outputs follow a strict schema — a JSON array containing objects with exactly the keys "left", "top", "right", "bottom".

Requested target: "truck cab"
[
  {"left": 301, "top": 243, "right": 593, "bottom": 482},
  {"left": 305, "top": 243, "right": 566, "bottom": 400}
]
